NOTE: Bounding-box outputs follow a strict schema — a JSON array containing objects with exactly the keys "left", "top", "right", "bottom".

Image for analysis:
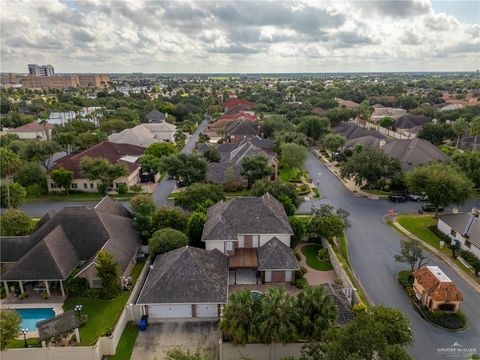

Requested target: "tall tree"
[
  {"left": 160, "top": 153, "right": 207, "bottom": 186},
  {"left": 0, "top": 147, "right": 22, "bottom": 208},
  {"left": 358, "top": 100, "right": 373, "bottom": 127},
  {"left": 21, "top": 141, "right": 61, "bottom": 170},
  {"left": 280, "top": 143, "right": 307, "bottom": 169},
  {"left": 130, "top": 194, "right": 156, "bottom": 238},
  {"left": 298, "top": 116, "right": 330, "bottom": 143},
  {"left": 144, "top": 142, "right": 177, "bottom": 158},
  {"left": 322, "top": 133, "right": 346, "bottom": 155},
  {"left": 469, "top": 116, "right": 480, "bottom": 151},
  {"left": 296, "top": 286, "right": 338, "bottom": 340},
  {"left": 0, "top": 310, "right": 21, "bottom": 350},
  {"left": 220, "top": 289, "right": 257, "bottom": 345},
  {"left": 149, "top": 227, "right": 189, "bottom": 257},
  {"left": 451, "top": 117, "right": 469, "bottom": 148},
  {"left": 96, "top": 250, "right": 122, "bottom": 299},
  {"left": 53, "top": 131, "right": 77, "bottom": 154},
  {"left": 452, "top": 152, "right": 480, "bottom": 189},
  {"left": 339, "top": 146, "right": 401, "bottom": 189},
  {"left": 50, "top": 168, "right": 74, "bottom": 195},
  {"left": 0, "top": 209, "right": 34, "bottom": 236},
  {"left": 0, "top": 182, "right": 26, "bottom": 209},
  {"left": 174, "top": 183, "right": 225, "bottom": 211},
  {"left": 241, "top": 155, "right": 273, "bottom": 187},
  {"left": 80, "top": 157, "right": 128, "bottom": 194},
  {"left": 250, "top": 178, "right": 301, "bottom": 215},
  {"left": 394, "top": 239, "right": 428, "bottom": 272},
  {"left": 152, "top": 206, "right": 190, "bottom": 232},
  {"left": 405, "top": 162, "right": 473, "bottom": 217}
]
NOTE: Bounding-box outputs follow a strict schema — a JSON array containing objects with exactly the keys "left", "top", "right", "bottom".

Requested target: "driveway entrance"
[{"left": 131, "top": 320, "right": 220, "bottom": 360}]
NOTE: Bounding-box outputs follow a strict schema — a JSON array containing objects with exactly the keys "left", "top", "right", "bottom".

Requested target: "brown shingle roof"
[
  {"left": 413, "top": 267, "right": 464, "bottom": 302},
  {"left": 10, "top": 122, "right": 53, "bottom": 132},
  {"left": 50, "top": 141, "right": 144, "bottom": 178}
]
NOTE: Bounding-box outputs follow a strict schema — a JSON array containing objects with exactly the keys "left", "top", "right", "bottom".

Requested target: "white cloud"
[{"left": 0, "top": 0, "right": 478, "bottom": 73}]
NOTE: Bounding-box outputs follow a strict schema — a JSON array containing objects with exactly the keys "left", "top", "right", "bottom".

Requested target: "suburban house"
[
  {"left": 146, "top": 109, "right": 167, "bottom": 123},
  {"left": 370, "top": 107, "right": 407, "bottom": 122},
  {"left": 203, "top": 112, "right": 257, "bottom": 142},
  {"left": 223, "top": 98, "right": 255, "bottom": 114},
  {"left": 225, "top": 119, "right": 260, "bottom": 142},
  {"left": 46, "top": 107, "right": 103, "bottom": 126},
  {"left": 136, "top": 246, "right": 228, "bottom": 319},
  {"left": 379, "top": 138, "right": 449, "bottom": 170},
  {"left": 205, "top": 140, "right": 278, "bottom": 188},
  {"left": 335, "top": 122, "right": 388, "bottom": 149},
  {"left": 198, "top": 136, "right": 276, "bottom": 155},
  {"left": 0, "top": 196, "right": 141, "bottom": 297},
  {"left": 48, "top": 141, "right": 145, "bottom": 193},
  {"left": 392, "top": 114, "right": 432, "bottom": 138},
  {"left": 7, "top": 122, "right": 53, "bottom": 140},
  {"left": 335, "top": 98, "right": 360, "bottom": 109},
  {"left": 108, "top": 122, "right": 177, "bottom": 146},
  {"left": 412, "top": 266, "right": 464, "bottom": 312},
  {"left": 437, "top": 211, "right": 480, "bottom": 258},
  {"left": 202, "top": 194, "right": 299, "bottom": 285}
]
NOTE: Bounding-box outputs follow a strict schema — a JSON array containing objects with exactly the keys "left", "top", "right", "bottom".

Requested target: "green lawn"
[
  {"left": 394, "top": 215, "right": 475, "bottom": 278},
  {"left": 109, "top": 323, "right": 139, "bottom": 360},
  {"left": 7, "top": 338, "right": 41, "bottom": 349},
  {"left": 301, "top": 244, "right": 334, "bottom": 271},
  {"left": 63, "top": 291, "right": 130, "bottom": 346},
  {"left": 339, "top": 235, "right": 350, "bottom": 266},
  {"left": 361, "top": 188, "right": 391, "bottom": 196},
  {"left": 131, "top": 261, "right": 145, "bottom": 285},
  {"left": 26, "top": 192, "right": 137, "bottom": 203},
  {"left": 279, "top": 167, "right": 295, "bottom": 181}
]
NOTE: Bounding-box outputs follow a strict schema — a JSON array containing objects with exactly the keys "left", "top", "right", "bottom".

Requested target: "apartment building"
[{"left": 28, "top": 64, "right": 55, "bottom": 76}]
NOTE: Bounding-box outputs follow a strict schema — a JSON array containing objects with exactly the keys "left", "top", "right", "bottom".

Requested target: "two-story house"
[{"left": 201, "top": 193, "right": 299, "bottom": 285}]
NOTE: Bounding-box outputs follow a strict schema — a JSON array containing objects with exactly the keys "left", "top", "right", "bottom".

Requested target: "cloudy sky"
[{"left": 1, "top": 0, "right": 478, "bottom": 73}]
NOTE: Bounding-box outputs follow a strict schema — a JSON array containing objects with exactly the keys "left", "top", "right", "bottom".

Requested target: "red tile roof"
[
  {"left": 413, "top": 267, "right": 464, "bottom": 302},
  {"left": 51, "top": 141, "right": 144, "bottom": 178},
  {"left": 223, "top": 98, "right": 255, "bottom": 111},
  {"left": 218, "top": 112, "right": 257, "bottom": 122}
]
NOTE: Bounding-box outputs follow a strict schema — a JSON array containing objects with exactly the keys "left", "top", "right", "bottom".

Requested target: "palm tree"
[
  {"left": 470, "top": 116, "right": 480, "bottom": 151},
  {"left": 452, "top": 117, "right": 469, "bottom": 148},
  {"left": 296, "top": 286, "right": 338, "bottom": 340},
  {"left": 220, "top": 289, "right": 257, "bottom": 345},
  {"left": 255, "top": 287, "right": 297, "bottom": 344},
  {"left": 0, "top": 148, "right": 22, "bottom": 208}
]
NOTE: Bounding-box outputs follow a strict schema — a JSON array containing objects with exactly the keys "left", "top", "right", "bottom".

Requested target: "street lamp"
[
  {"left": 74, "top": 304, "right": 83, "bottom": 318},
  {"left": 21, "top": 328, "right": 28, "bottom": 348}
]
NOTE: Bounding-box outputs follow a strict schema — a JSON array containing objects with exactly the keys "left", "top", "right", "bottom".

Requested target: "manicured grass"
[
  {"left": 301, "top": 244, "right": 334, "bottom": 271},
  {"left": 109, "top": 323, "right": 139, "bottom": 360},
  {"left": 225, "top": 189, "right": 251, "bottom": 197},
  {"left": 339, "top": 235, "right": 350, "bottom": 266},
  {"left": 361, "top": 188, "right": 391, "bottom": 196},
  {"left": 7, "top": 338, "right": 41, "bottom": 349},
  {"left": 397, "top": 215, "right": 438, "bottom": 247},
  {"left": 131, "top": 261, "right": 145, "bottom": 285},
  {"left": 63, "top": 291, "right": 130, "bottom": 346},
  {"left": 279, "top": 166, "right": 295, "bottom": 181}
]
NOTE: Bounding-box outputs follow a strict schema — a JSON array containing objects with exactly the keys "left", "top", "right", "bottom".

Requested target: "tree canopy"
[
  {"left": 241, "top": 155, "right": 273, "bottom": 187},
  {"left": 174, "top": 183, "right": 225, "bottom": 211},
  {"left": 149, "top": 227, "right": 189, "bottom": 257},
  {"left": 80, "top": 156, "right": 128, "bottom": 194},
  {"left": 160, "top": 153, "right": 207, "bottom": 186},
  {"left": 280, "top": 142, "right": 307, "bottom": 169}
]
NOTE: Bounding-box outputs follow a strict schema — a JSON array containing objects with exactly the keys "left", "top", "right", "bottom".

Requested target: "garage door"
[
  {"left": 148, "top": 304, "right": 192, "bottom": 319},
  {"left": 196, "top": 304, "right": 218, "bottom": 318}
]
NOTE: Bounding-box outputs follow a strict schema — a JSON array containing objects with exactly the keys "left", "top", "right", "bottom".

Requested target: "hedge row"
[{"left": 421, "top": 307, "right": 467, "bottom": 330}]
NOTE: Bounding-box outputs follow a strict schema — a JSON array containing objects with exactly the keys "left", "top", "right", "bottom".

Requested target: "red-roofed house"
[
  {"left": 48, "top": 141, "right": 145, "bottom": 193},
  {"left": 412, "top": 266, "right": 464, "bottom": 312},
  {"left": 223, "top": 98, "right": 255, "bottom": 114},
  {"left": 7, "top": 122, "right": 53, "bottom": 140}
]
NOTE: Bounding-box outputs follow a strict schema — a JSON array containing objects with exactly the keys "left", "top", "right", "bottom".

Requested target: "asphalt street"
[{"left": 300, "top": 150, "right": 480, "bottom": 360}]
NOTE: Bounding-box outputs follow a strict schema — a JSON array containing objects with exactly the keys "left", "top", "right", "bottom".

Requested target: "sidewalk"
[
  {"left": 391, "top": 219, "right": 480, "bottom": 294},
  {"left": 312, "top": 150, "right": 379, "bottom": 200}
]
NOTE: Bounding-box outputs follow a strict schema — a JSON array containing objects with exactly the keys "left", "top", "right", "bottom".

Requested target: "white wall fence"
[
  {"left": 219, "top": 340, "right": 304, "bottom": 360},
  {"left": 354, "top": 119, "right": 413, "bottom": 139},
  {"left": 1, "top": 260, "right": 152, "bottom": 360}
]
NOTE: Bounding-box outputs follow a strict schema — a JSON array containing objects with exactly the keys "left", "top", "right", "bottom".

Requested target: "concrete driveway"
[{"left": 131, "top": 320, "right": 221, "bottom": 360}]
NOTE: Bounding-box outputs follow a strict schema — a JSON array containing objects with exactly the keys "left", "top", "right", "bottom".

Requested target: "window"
[
  {"left": 90, "top": 183, "right": 94, "bottom": 189},
  {"left": 71, "top": 183, "right": 78, "bottom": 189},
  {"left": 51, "top": 183, "right": 57, "bottom": 189},
  {"left": 226, "top": 241, "right": 233, "bottom": 252},
  {"left": 465, "top": 240, "right": 471, "bottom": 248},
  {"left": 83, "top": 183, "right": 88, "bottom": 189},
  {"left": 450, "top": 229, "right": 457, "bottom": 237}
]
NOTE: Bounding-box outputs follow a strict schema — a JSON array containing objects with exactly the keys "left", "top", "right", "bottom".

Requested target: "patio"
[{"left": 1, "top": 282, "right": 66, "bottom": 306}]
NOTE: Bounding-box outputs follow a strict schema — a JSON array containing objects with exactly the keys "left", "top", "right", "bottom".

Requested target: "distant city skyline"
[{"left": 1, "top": 0, "right": 478, "bottom": 73}]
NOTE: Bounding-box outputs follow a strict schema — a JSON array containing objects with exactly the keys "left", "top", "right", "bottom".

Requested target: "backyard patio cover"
[{"left": 37, "top": 310, "right": 81, "bottom": 342}]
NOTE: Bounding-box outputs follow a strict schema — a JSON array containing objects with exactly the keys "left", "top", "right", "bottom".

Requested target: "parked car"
[
  {"left": 389, "top": 193, "right": 408, "bottom": 203},
  {"left": 421, "top": 204, "right": 444, "bottom": 213}
]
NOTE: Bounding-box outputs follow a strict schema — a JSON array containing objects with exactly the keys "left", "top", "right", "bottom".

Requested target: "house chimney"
[{"left": 452, "top": 207, "right": 459, "bottom": 214}]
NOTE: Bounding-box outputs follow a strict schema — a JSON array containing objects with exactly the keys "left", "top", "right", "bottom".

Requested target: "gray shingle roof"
[
  {"left": 95, "top": 195, "right": 132, "bottom": 218},
  {"left": 1, "top": 197, "right": 141, "bottom": 281},
  {"left": 0, "top": 237, "right": 36, "bottom": 263},
  {"left": 37, "top": 310, "right": 81, "bottom": 341},
  {"left": 226, "top": 120, "right": 259, "bottom": 136},
  {"left": 146, "top": 109, "right": 166, "bottom": 123},
  {"left": 257, "top": 237, "right": 299, "bottom": 270},
  {"left": 137, "top": 246, "right": 228, "bottom": 304},
  {"left": 394, "top": 114, "right": 431, "bottom": 129},
  {"left": 321, "top": 283, "right": 355, "bottom": 325},
  {"left": 206, "top": 163, "right": 244, "bottom": 184},
  {"left": 202, "top": 193, "right": 293, "bottom": 241},
  {"left": 335, "top": 122, "right": 385, "bottom": 141},
  {"left": 380, "top": 138, "right": 449, "bottom": 170},
  {"left": 438, "top": 212, "right": 480, "bottom": 250}
]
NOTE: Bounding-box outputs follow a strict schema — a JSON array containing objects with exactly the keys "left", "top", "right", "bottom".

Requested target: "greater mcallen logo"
[{"left": 437, "top": 342, "right": 478, "bottom": 358}]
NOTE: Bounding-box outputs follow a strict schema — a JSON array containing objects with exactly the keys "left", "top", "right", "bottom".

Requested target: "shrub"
[
  {"left": 398, "top": 270, "right": 413, "bottom": 289},
  {"left": 317, "top": 248, "right": 329, "bottom": 262},
  {"left": 130, "top": 184, "right": 142, "bottom": 194},
  {"left": 117, "top": 183, "right": 128, "bottom": 195},
  {"left": 41, "top": 291, "right": 49, "bottom": 300},
  {"left": 296, "top": 277, "right": 308, "bottom": 289},
  {"left": 289, "top": 216, "right": 307, "bottom": 248},
  {"left": 294, "top": 249, "right": 301, "bottom": 261},
  {"left": 149, "top": 227, "right": 189, "bottom": 257},
  {"left": 428, "top": 225, "right": 451, "bottom": 243},
  {"left": 64, "top": 277, "right": 88, "bottom": 297},
  {"left": 459, "top": 250, "right": 480, "bottom": 275},
  {"left": 0, "top": 209, "right": 34, "bottom": 236},
  {"left": 353, "top": 302, "right": 368, "bottom": 315},
  {"left": 422, "top": 308, "right": 467, "bottom": 329}
]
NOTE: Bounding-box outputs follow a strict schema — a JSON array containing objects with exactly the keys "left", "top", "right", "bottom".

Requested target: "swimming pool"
[{"left": 15, "top": 308, "right": 55, "bottom": 331}]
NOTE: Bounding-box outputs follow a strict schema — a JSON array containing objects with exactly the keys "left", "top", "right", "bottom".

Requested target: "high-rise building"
[{"left": 28, "top": 64, "right": 55, "bottom": 77}]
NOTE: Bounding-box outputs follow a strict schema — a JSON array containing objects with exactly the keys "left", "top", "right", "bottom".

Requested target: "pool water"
[{"left": 15, "top": 308, "right": 55, "bottom": 331}]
